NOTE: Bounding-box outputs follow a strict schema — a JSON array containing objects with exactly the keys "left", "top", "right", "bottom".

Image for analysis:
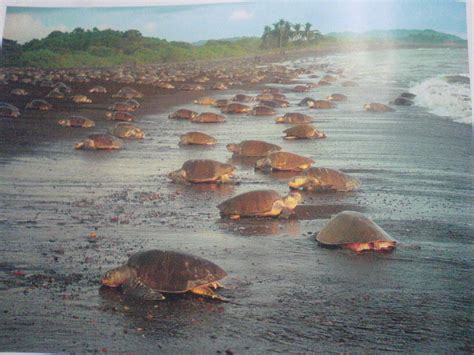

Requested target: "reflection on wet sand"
[
  {"left": 218, "top": 218, "right": 301, "bottom": 237},
  {"left": 294, "top": 204, "right": 365, "bottom": 220},
  {"left": 172, "top": 182, "right": 236, "bottom": 197}
]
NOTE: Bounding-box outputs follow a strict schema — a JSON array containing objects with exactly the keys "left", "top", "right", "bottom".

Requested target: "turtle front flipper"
[
  {"left": 123, "top": 280, "right": 165, "bottom": 301},
  {"left": 190, "top": 285, "right": 228, "bottom": 302}
]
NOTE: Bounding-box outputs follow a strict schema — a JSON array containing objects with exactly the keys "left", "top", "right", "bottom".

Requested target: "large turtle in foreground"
[
  {"left": 75, "top": 134, "right": 123, "bottom": 150},
  {"left": 315, "top": 211, "right": 396, "bottom": 253},
  {"left": 283, "top": 124, "right": 326, "bottom": 139},
  {"left": 288, "top": 167, "right": 360, "bottom": 192},
  {"left": 217, "top": 189, "right": 302, "bottom": 219},
  {"left": 101, "top": 249, "right": 227, "bottom": 301},
  {"left": 227, "top": 140, "right": 281, "bottom": 157},
  {"left": 168, "top": 159, "right": 236, "bottom": 184},
  {"left": 255, "top": 151, "right": 315, "bottom": 171}
]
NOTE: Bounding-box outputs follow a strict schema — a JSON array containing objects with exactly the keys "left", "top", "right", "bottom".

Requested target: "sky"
[{"left": 3, "top": 0, "right": 468, "bottom": 44}]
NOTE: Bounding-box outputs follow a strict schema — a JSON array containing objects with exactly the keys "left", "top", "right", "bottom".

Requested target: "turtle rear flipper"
[
  {"left": 123, "top": 280, "right": 165, "bottom": 301},
  {"left": 190, "top": 285, "right": 228, "bottom": 302}
]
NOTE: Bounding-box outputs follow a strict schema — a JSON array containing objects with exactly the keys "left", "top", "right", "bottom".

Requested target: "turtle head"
[
  {"left": 226, "top": 143, "right": 239, "bottom": 153},
  {"left": 133, "top": 128, "right": 144, "bottom": 139},
  {"left": 255, "top": 157, "right": 271, "bottom": 170},
  {"left": 168, "top": 168, "right": 186, "bottom": 183},
  {"left": 57, "top": 119, "right": 68, "bottom": 127},
  {"left": 275, "top": 116, "right": 284, "bottom": 123},
  {"left": 75, "top": 138, "right": 94, "bottom": 150},
  {"left": 105, "top": 111, "right": 113, "bottom": 119},
  {"left": 101, "top": 265, "right": 132, "bottom": 287},
  {"left": 282, "top": 191, "right": 303, "bottom": 210},
  {"left": 179, "top": 135, "right": 188, "bottom": 145},
  {"left": 363, "top": 103, "right": 371, "bottom": 111},
  {"left": 288, "top": 176, "right": 321, "bottom": 190}
]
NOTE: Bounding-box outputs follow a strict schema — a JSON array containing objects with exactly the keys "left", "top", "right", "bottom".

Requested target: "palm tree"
[
  {"left": 303, "top": 22, "right": 312, "bottom": 41},
  {"left": 293, "top": 23, "right": 302, "bottom": 41}
]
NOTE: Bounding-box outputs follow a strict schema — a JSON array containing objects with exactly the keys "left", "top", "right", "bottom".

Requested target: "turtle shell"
[
  {"left": 311, "top": 100, "right": 335, "bottom": 109},
  {"left": 316, "top": 211, "right": 394, "bottom": 246},
  {"left": 236, "top": 140, "right": 281, "bottom": 157},
  {"left": 222, "top": 103, "right": 251, "bottom": 114},
  {"left": 267, "top": 151, "right": 315, "bottom": 170},
  {"left": 191, "top": 112, "right": 225, "bottom": 123},
  {"left": 67, "top": 116, "right": 95, "bottom": 128},
  {"left": 113, "top": 123, "right": 144, "bottom": 139},
  {"left": 305, "top": 167, "right": 360, "bottom": 191},
  {"left": 251, "top": 106, "right": 276, "bottom": 116},
  {"left": 181, "top": 132, "right": 217, "bottom": 145},
  {"left": 182, "top": 159, "right": 235, "bottom": 182},
  {"left": 109, "top": 102, "right": 135, "bottom": 112},
  {"left": 284, "top": 124, "right": 321, "bottom": 139},
  {"left": 88, "top": 134, "right": 123, "bottom": 149},
  {"left": 26, "top": 99, "right": 52, "bottom": 110},
  {"left": 169, "top": 109, "right": 198, "bottom": 120},
  {"left": 217, "top": 190, "right": 281, "bottom": 216},
  {"left": 278, "top": 113, "right": 313, "bottom": 124},
  {"left": 127, "top": 250, "right": 227, "bottom": 293}
]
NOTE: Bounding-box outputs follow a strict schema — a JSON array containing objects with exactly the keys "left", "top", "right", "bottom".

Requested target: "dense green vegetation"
[{"left": 0, "top": 23, "right": 466, "bottom": 68}]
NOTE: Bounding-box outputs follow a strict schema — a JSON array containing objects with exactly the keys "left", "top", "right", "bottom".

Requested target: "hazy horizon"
[{"left": 3, "top": 1, "right": 467, "bottom": 44}]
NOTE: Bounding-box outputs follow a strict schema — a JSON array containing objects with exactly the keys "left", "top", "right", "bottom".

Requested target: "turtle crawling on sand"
[
  {"left": 101, "top": 249, "right": 227, "bottom": 301},
  {"left": 221, "top": 103, "right": 251, "bottom": 114},
  {"left": 71, "top": 95, "right": 92, "bottom": 103},
  {"left": 250, "top": 106, "right": 276, "bottom": 116},
  {"left": 288, "top": 167, "right": 360, "bottom": 192},
  {"left": 191, "top": 112, "right": 225, "bottom": 123},
  {"left": 193, "top": 97, "right": 216, "bottom": 106},
  {"left": 275, "top": 112, "right": 313, "bottom": 124},
  {"left": 255, "top": 151, "right": 315, "bottom": 171},
  {"left": 283, "top": 124, "right": 326, "bottom": 139},
  {"left": 179, "top": 131, "right": 217, "bottom": 145},
  {"left": 113, "top": 123, "right": 144, "bottom": 139},
  {"left": 89, "top": 86, "right": 107, "bottom": 94},
  {"left": 0, "top": 103, "right": 20, "bottom": 118},
  {"left": 168, "top": 159, "right": 236, "bottom": 184},
  {"left": 227, "top": 140, "right": 281, "bottom": 157},
  {"left": 217, "top": 189, "right": 302, "bottom": 219},
  {"left": 113, "top": 87, "right": 143, "bottom": 99},
  {"left": 315, "top": 211, "right": 396, "bottom": 253},
  {"left": 25, "top": 99, "right": 52, "bottom": 111},
  {"left": 58, "top": 116, "right": 95, "bottom": 128},
  {"left": 168, "top": 109, "right": 198, "bottom": 120},
  {"left": 105, "top": 111, "right": 135, "bottom": 122},
  {"left": 75, "top": 134, "right": 123, "bottom": 150}
]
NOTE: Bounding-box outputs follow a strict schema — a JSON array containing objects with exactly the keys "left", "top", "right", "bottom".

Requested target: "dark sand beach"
[{"left": 0, "top": 48, "right": 472, "bottom": 352}]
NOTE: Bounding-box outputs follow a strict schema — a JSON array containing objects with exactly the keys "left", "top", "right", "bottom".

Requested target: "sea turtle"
[
  {"left": 275, "top": 112, "right": 313, "bottom": 124},
  {"left": 283, "top": 124, "right": 326, "bottom": 139},
  {"left": 113, "top": 87, "right": 143, "bottom": 99},
  {"left": 327, "top": 93, "right": 347, "bottom": 102},
  {"left": 105, "top": 111, "right": 135, "bottom": 122},
  {"left": 292, "top": 85, "right": 310, "bottom": 93},
  {"left": 179, "top": 131, "right": 217, "bottom": 145},
  {"left": 255, "top": 151, "right": 315, "bottom": 171},
  {"left": 315, "top": 211, "right": 396, "bottom": 253},
  {"left": 168, "top": 109, "right": 198, "bottom": 120},
  {"left": 213, "top": 99, "right": 231, "bottom": 108},
  {"left": 227, "top": 140, "right": 281, "bottom": 157},
  {"left": 298, "top": 97, "right": 317, "bottom": 107},
  {"left": 113, "top": 123, "right": 144, "bottom": 139},
  {"left": 108, "top": 102, "right": 136, "bottom": 112},
  {"left": 400, "top": 92, "right": 416, "bottom": 99},
  {"left": 101, "top": 249, "right": 227, "bottom": 301},
  {"left": 250, "top": 106, "right": 276, "bottom": 116},
  {"left": 89, "top": 86, "right": 107, "bottom": 93},
  {"left": 155, "top": 82, "right": 175, "bottom": 90},
  {"left": 191, "top": 112, "right": 225, "bottom": 123},
  {"left": 75, "top": 134, "right": 123, "bottom": 150},
  {"left": 180, "top": 84, "right": 205, "bottom": 91},
  {"left": 390, "top": 97, "right": 413, "bottom": 106},
  {"left": 310, "top": 100, "right": 336, "bottom": 109},
  {"left": 288, "top": 167, "right": 361, "bottom": 192},
  {"left": 0, "top": 103, "right": 20, "bottom": 118},
  {"left": 168, "top": 159, "right": 236, "bottom": 184},
  {"left": 71, "top": 95, "right": 92, "bottom": 103},
  {"left": 25, "top": 99, "right": 52, "bottom": 110},
  {"left": 58, "top": 116, "right": 95, "bottom": 128},
  {"left": 193, "top": 97, "right": 216, "bottom": 106},
  {"left": 221, "top": 103, "right": 251, "bottom": 114},
  {"left": 217, "top": 189, "right": 302, "bottom": 219},
  {"left": 46, "top": 89, "right": 65, "bottom": 99},
  {"left": 125, "top": 99, "right": 140, "bottom": 110},
  {"left": 258, "top": 99, "right": 289, "bottom": 108},
  {"left": 363, "top": 103, "right": 395, "bottom": 112},
  {"left": 211, "top": 82, "right": 228, "bottom": 90},
  {"left": 11, "top": 88, "right": 29, "bottom": 96},
  {"left": 232, "top": 94, "right": 254, "bottom": 103}
]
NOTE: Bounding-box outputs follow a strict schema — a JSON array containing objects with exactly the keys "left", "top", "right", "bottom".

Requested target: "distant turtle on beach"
[
  {"left": 363, "top": 103, "right": 395, "bottom": 112},
  {"left": 75, "top": 134, "right": 123, "bottom": 150},
  {"left": 283, "top": 124, "right": 326, "bottom": 140},
  {"left": 105, "top": 111, "right": 135, "bottom": 122},
  {"left": 124, "top": 99, "right": 140, "bottom": 110},
  {"left": 275, "top": 112, "right": 313, "bottom": 124},
  {"left": 288, "top": 167, "right": 360, "bottom": 192},
  {"left": 217, "top": 189, "right": 302, "bottom": 219},
  {"left": 315, "top": 211, "right": 396, "bottom": 253},
  {"left": 168, "top": 109, "right": 198, "bottom": 120},
  {"left": 232, "top": 94, "right": 254, "bottom": 103},
  {"left": 101, "top": 249, "right": 227, "bottom": 301},
  {"left": 227, "top": 140, "right": 281, "bottom": 157},
  {"left": 0, "top": 103, "right": 20, "bottom": 118},
  {"left": 309, "top": 100, "right": 336, "bottom": 109},
  {"left": 191, "top": 112, "right": 226, "bottom": 123},
  {"left": 108, "top": 102, "right": 136, "bottom": 112},
  {"left": 58, "top": 116, "right": 95, "bottom": 128},
  {"left": 71, "top": 95, "right": 92, "bottom": 104},
  {"left": 113, "top": 123, "right": 144, "bottom": 139},
  {"left": 250, "top": 106, "right": 276, "bottom": 116},
  {"left": 213, "top": 99, "right": 231, "bottom": 108},
  {"left": 11, "top": 88, "right": 29, "bottom": 96},
  {"left": 168, "top": 159, "right": 236, "bottom": 184},
  {"left": 113, "top": 87, "right": 143, "bottom": 99},
  {"left": 46, "top": 89, "right": 66, "bottom": 99},
  {"left": 326, "top": 93, "right": 347, "bottom": 102},
  {"left": 25, "top": 99, "right": 52, "bottom": 111},
  {"left": 193, "top": 97, "right": 216, "bottom": 106},
  {"left": 255, "top": 151, "right": 315, "bottom": 171},
  {"left": 179, "top": 131, "right": 217, "bottom": 145},
  {"left": 89, "top": 86, "right": 107, "bottom": 94},
  {"left": 390, "top": 96, "right": 413, "bottom": 106},
  {"left": 221, "top": 102, "right": 251, "bottom": 114}
]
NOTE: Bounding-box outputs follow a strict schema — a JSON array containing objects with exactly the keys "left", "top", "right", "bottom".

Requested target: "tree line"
[{"left": 261, "top": 19, "right": 322, "bottom": 49}]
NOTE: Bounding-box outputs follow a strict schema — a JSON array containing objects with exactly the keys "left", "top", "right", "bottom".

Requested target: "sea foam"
[{"left": 409, "top": 74, "right": 472, "bottom": 125}]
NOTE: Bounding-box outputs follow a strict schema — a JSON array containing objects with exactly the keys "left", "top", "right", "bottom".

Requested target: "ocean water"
[{"left": 0, "top": 47, "right": 473, "bottom": 352}]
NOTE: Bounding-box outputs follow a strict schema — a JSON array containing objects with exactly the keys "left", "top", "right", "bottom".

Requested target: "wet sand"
[{"left": 0, "top": 51, "right": 473, "bottom": 352}]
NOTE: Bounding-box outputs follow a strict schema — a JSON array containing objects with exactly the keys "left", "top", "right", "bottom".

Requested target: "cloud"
[
  {"left": 229, "top": 9, "right": 253, "bottom": 21},
  {"left": 144, "top": 21, "right": 158, "bottom": 32},
  {"left": 97, "top": 24, "right": 114, "bottom": 30},
  {"left": 4, "top": 13, "right": 68, "bottom": 43}
]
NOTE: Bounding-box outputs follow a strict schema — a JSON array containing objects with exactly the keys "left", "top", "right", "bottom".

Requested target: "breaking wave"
[{"left": 409, "top": 74, "right": 472, "bottom": 125}]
